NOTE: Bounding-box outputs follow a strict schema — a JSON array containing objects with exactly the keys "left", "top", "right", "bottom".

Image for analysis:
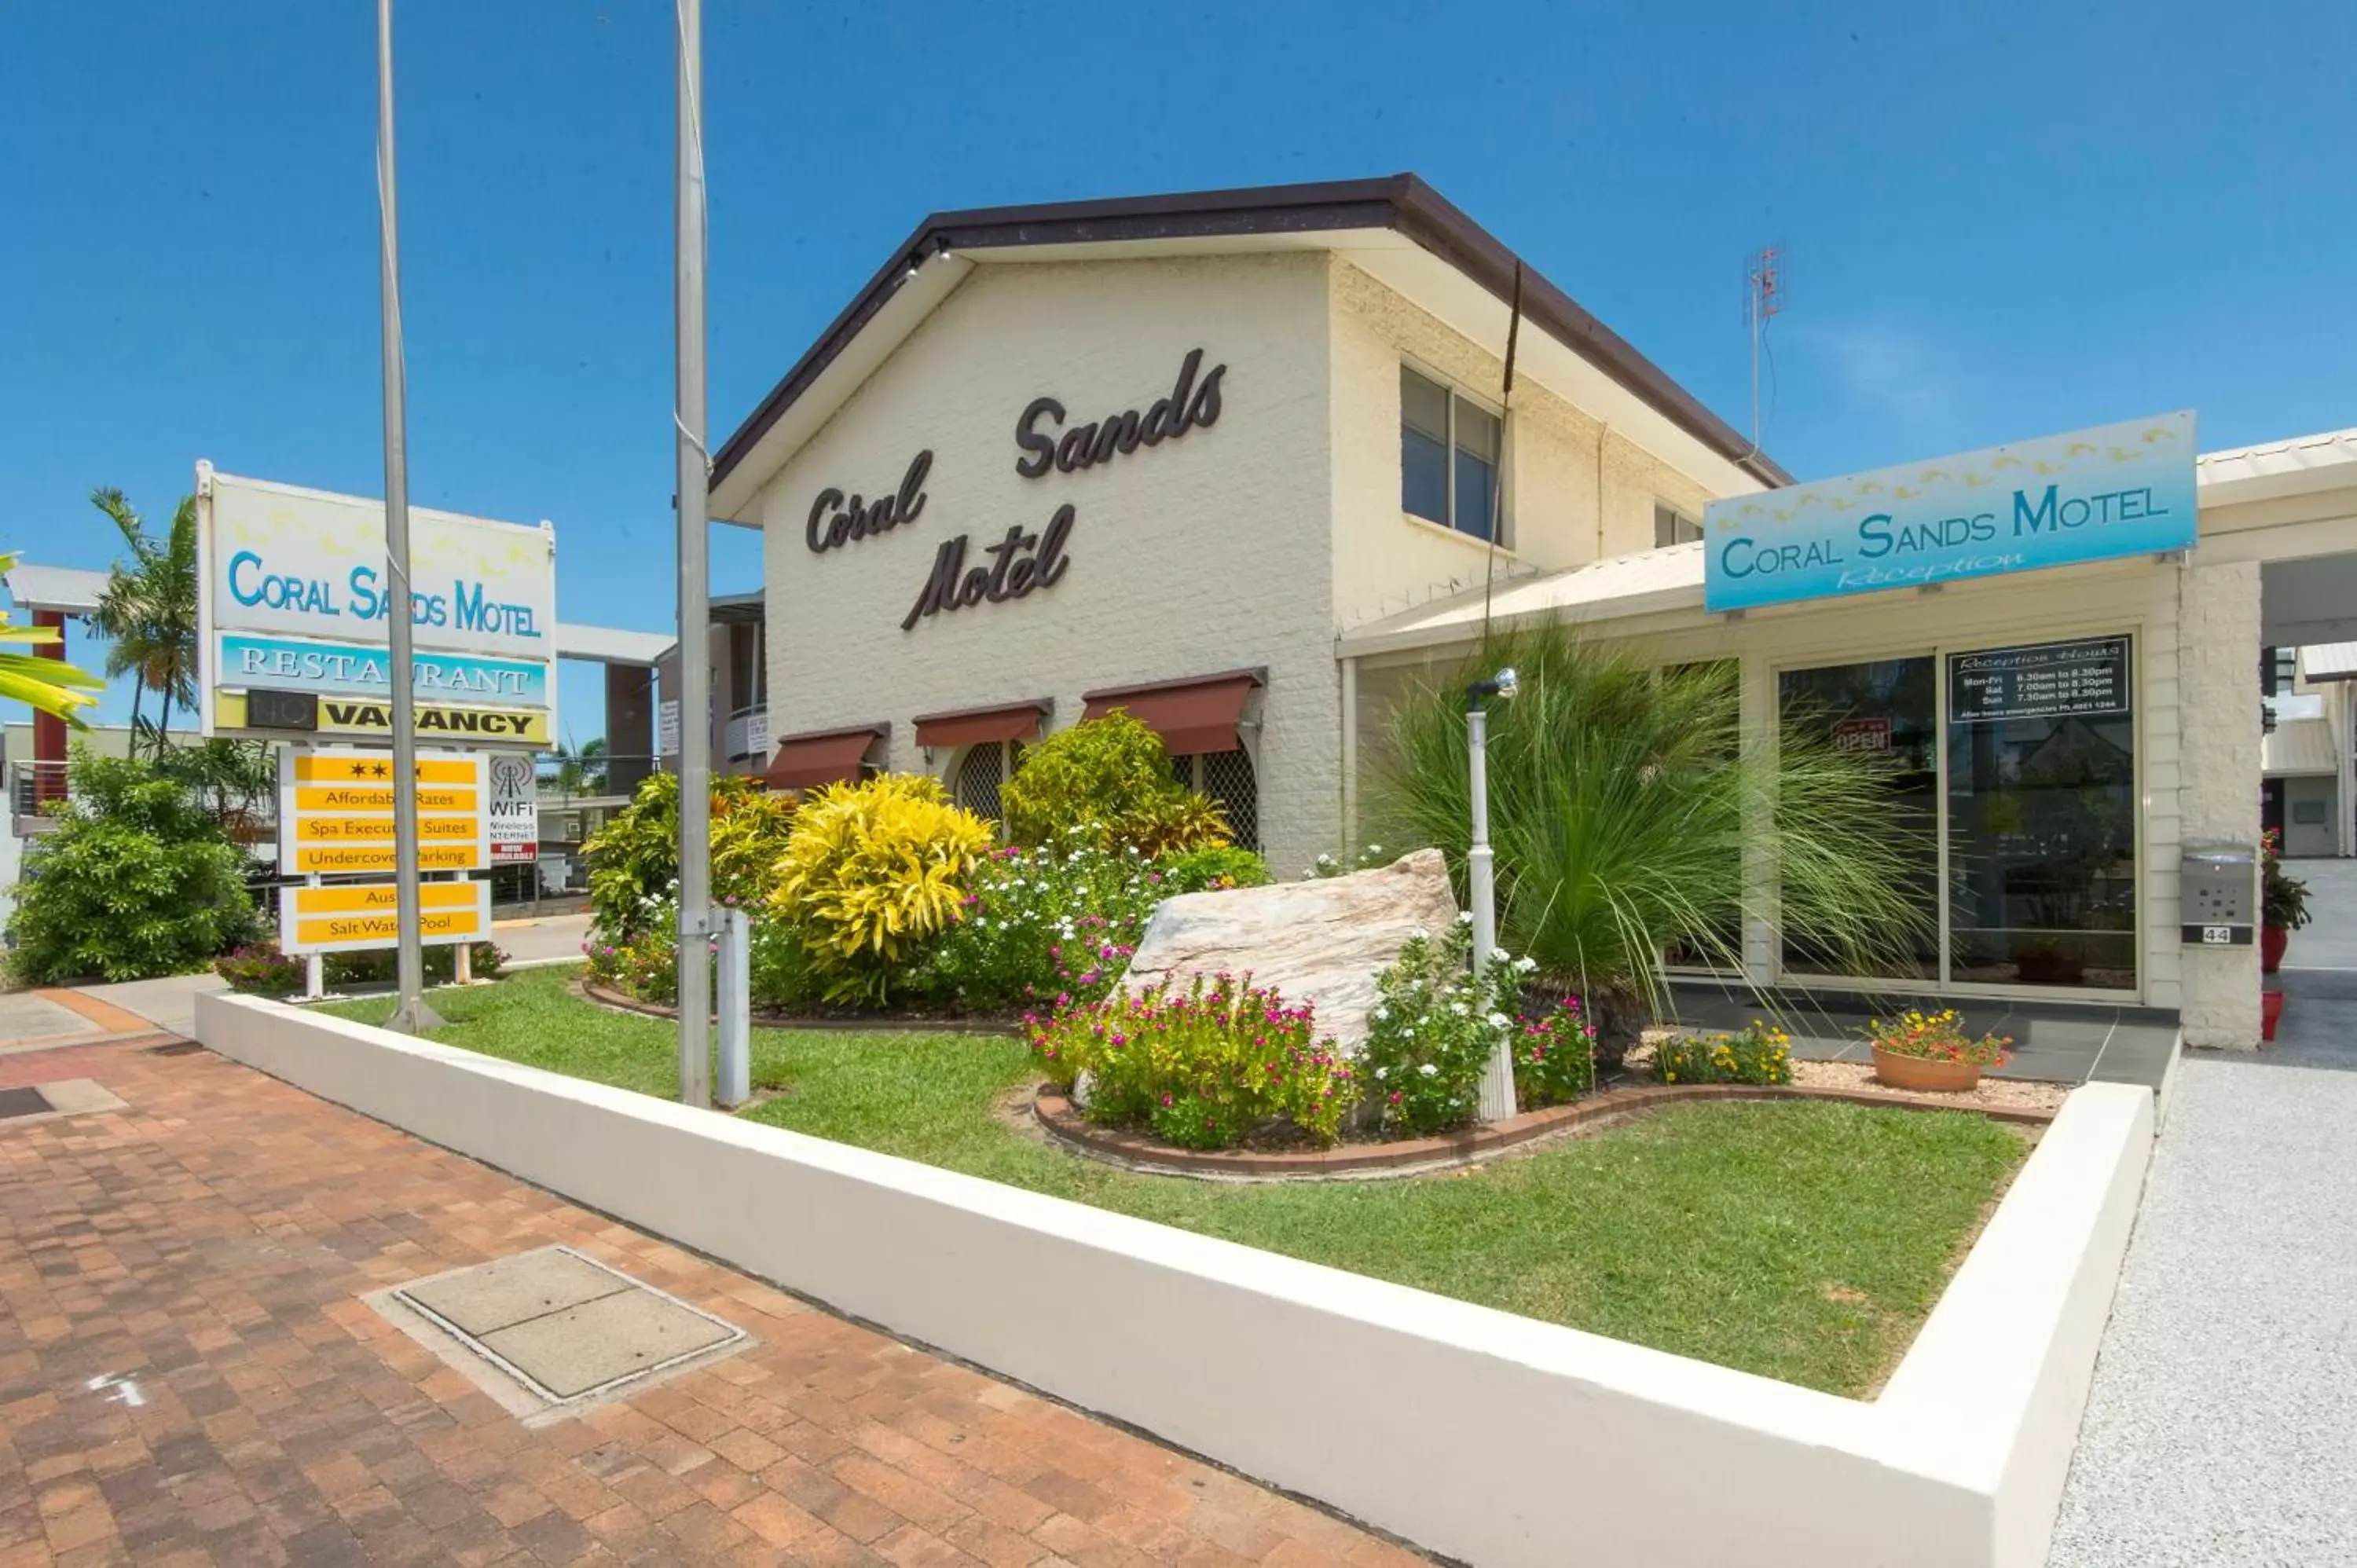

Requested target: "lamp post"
[{"left": 1467, "top": 665, "right": 1518, "bottom": 1122}]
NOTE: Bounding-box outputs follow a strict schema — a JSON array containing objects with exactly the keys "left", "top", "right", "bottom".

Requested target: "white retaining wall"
[{"left": 196, "top": 992, "right": 2153, "bottom": 1568}]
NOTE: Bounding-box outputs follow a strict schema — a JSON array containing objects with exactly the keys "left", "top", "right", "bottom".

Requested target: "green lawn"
[{"left": 327, "top": 968, "right": 2029, "bottom": 1396}]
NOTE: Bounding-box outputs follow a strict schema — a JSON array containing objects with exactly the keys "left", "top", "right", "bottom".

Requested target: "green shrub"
[
  {"left": 1371, "top": 630, "right": 1933, "bottom": 1065},
  {"left": 1156, "top": 844, "right": 1271, "bottom": 893},
  {"left": 1028, "top": 972, "right": 1357, "bottom": 1149},
  {"left": 915, "top": 841, "right": 1154, "bottom": 1013},
  {"left": 771, "top": 774, "right": 992, "bottom": 1004},
  {"left": 216, "top": 940, "right": 303, "bottom": 996},
  {"left": 584, "top": 771, "right": 795, "bottom": 940},
  {"left": 1651, "top": 1022, "right": 1794, "bottom": 1086},
  {"left": 1512, "top": 992, "right": 1598, "bottom": 1108},
  {"left": 1000, "top": 713, "right": 1230, "bottom": 853},
  {"left": 9, "top": 748, "right": 264, "bottom": 983},
  {"left": 1358, "top": 921, "right": 1531, "bottom": 1136},
  {"left": 319, "top": 940, "right": 508, "bottom": 987},
  {"left": 586, "top": 920, "right": 680, "bottom": 1004}
]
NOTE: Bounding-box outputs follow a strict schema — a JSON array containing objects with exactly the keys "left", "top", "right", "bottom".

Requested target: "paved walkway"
[
  {"left": 2047, "top": 859, "right": 2357, "bottom": 1566},
  {"left": 0, "top": 1035, "right": 1420, "bottom": 1567}
]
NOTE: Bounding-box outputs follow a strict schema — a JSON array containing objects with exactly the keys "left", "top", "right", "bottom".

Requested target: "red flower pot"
[
  {"left": 2262, "top": 989, "right": 2286, "bottom": 1042},
  {"left": 2261, "top": 925, "right": 2290, "bottom": 975}
]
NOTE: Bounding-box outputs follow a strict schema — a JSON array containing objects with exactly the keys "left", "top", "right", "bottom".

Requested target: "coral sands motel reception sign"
[
  {"left": 1703, "top": 412, "right": 2198, "bottom": 613},
  {"left": 197, "top": 467, "right": 556, "bottom": 746}
]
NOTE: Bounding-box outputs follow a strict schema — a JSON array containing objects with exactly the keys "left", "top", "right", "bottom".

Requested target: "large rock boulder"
[{"left": 1119, "top": 848, "right": 1461, "bottom": 1053}]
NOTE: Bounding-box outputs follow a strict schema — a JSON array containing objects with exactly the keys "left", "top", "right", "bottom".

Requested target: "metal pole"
[
  {"left": 673, "top": 0, "right": 713, "bottom": 1108},
  {"left": 377, "top": 0, "right": 439, "bottom": 1035},
  {"left": 1468, "top": 702, "right": 1516, "bottom": 1121}
]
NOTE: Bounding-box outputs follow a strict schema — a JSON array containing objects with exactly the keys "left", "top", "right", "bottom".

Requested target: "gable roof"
[{"left": 707, "top": 174, "right": 1788, "bottom": 519}]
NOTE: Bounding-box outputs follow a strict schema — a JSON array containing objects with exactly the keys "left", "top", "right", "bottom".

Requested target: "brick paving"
[{"left": 0, "top": 1036, "right": 1427, "bottom": 1567}]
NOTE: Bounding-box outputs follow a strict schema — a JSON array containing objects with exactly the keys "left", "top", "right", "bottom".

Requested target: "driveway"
[{"left": 2047, "top": 858, "right": 2357, "bottom": 1566}]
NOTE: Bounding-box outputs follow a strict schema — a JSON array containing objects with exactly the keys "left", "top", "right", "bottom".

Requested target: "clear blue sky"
[{"left": 5, "top": 1, "right": 2351, "bottom": 737}]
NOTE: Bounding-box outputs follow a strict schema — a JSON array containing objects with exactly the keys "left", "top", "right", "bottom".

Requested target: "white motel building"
[{"left": 704, "top": 174, "right": 2357, "bottom": 1052}]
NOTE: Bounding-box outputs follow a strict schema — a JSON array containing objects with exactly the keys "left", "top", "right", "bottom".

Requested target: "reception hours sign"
[{"left": 196, "top": 465, "right": 557, "bottom": 746}]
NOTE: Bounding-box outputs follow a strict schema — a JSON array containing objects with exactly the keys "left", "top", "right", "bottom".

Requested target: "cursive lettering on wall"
[
  {"left": 806, "top": 450, "right": 932, "bottom": 555},
  {"left": 901, "top": 506, "right": 1075, "bottom": 632},
  {"left": 1013, "top": 349, "right": 1224, "bottom": 479}
]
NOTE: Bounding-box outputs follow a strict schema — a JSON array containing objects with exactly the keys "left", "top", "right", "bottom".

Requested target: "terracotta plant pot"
[
  {"left": 2261, "top": 925, "right": 2290, "bottom": 975},
  {"left": 2262, "top": 989, "right": 2286, "bottom": 1042},
  {"left": 1870, "top": 1046, "right": 1983, "bottom": 1094}
]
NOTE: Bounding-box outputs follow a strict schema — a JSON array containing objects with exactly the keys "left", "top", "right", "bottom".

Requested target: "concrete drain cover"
[
  {"left": 0, "top": 1080, "right": 128, "bottom": 1127},
  {"left": 389, "top": 1247, "right": 746, "bottom": 1407}
]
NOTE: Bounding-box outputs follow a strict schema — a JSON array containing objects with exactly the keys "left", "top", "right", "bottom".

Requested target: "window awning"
[
  {"left": 1081, "top": 669, "right": 1263, "bottom": 757},
  {"left": 912, "top": 699, "right": 1050, "bottom": 751},
  {"left": 765, "top": 724, "right": 887, "bottom": 790}
]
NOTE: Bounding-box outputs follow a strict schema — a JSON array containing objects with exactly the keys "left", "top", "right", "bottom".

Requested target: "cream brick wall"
[
  {"left": 2174, "top": 559, "right": 2263, "bottom": 1047},
  {"left": 1327, "top": 264, "right": 1723, "bottom": 630},
  {"left": 755, "top": 253, "right": 1341, "bottom": 875}
]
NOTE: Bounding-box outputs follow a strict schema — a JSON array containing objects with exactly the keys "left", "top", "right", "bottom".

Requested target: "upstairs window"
[
  {"left": 1655, "top": 502, "right": 1703, "bottom": 548},
  {"left": 1402, "top": 367, "right": 1505, "bottom": 543}
]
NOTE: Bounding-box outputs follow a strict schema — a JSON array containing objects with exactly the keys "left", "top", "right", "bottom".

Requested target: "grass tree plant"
[{"left": 1370, "top": 628, "right": 1933, "bottom": 1065}]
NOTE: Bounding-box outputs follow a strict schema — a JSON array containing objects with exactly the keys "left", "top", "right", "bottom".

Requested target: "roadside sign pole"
[
  {"left": 304, "top": 873, "right": 324, "bottom": 1000},
  {"left": 673, "top": 0, "right": 713, "bottom": 1108},
  {"left": 376, "top": 0, "right": 440, "bottom": 1034}
]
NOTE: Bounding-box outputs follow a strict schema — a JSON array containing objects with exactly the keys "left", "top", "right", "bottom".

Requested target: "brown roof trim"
[
  {"left": 1080, "top": 667, "right": 1267, "bottom": 704},
  {"left": 908, "top": 696, "right": 1053, "bottom": 727},
  {"left": 708, "top": 174, "right": 1790, "bottom": 494},
  {"left": 770, "top": 721, "right": 890, "bottom": 746}
]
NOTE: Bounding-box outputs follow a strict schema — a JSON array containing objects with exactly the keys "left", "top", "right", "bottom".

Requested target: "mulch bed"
[
  {"left": 1032, "top": 1078, "right": 2055, "bottom": 1181},
  {"left": 577, "top": 976, "right": 1023, "bottom": 1036}
]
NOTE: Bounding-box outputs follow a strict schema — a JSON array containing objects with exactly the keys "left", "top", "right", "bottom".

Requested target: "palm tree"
[
  {"left": 0, "top": 554, "right": 103, "bottom": 726},
  {"left": 89, "top": 488, "right": 199, "bottom": 757},
  {"left": 546, "top": 737, "right": 610, "bottom": 804}
]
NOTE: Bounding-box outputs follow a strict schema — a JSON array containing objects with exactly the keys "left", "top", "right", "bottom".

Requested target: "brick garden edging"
[
  {"left": 1033, "top": 1078, "right": 2056, "bottom": 1180},
  {"left": 577, "top": 976, "right": 1022, "bottom": 1036}
]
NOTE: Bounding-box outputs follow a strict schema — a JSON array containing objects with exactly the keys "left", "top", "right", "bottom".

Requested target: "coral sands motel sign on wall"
[
  {"left": 1703, "top": 412, "right": 2198, "bottom": 613},
  {"left": 196, "top": 466, "right": 557, "bottom": 746}
]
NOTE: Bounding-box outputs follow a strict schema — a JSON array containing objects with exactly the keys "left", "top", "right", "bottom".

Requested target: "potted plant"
[
  {"left": 2261, "top": 830, "right": 2311, "bottom": 976},
  {"left": 1866, "top": 1008, "right": 2011, "bottom": 1093}
]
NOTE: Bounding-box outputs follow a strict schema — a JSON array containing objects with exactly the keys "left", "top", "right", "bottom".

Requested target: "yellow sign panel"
[
  {"left": 279, "top": 877, "right": 491, "bottom": 953},
  {"left": 293, "top": 784, "right": 478, "bottom": 813},
  {"left": 296, "top": 907, "right": 486, "bottom": 947},
  {"left": 218, "top": 691, "right": 548, "bottom": 746},
  {"left": 290, "top": 753, "right": 479, "bottom": 786},
  {"left": 287, "top": 842, "right": 482, "bottom": 874},
  {"left": 289, "top": 881, "right": 481, "bottom": 916},
  {"left": 295, "top": 815, "right": 480, "bottom": 844}
]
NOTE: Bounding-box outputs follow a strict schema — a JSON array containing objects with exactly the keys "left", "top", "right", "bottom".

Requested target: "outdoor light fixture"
[{"left": 1464, "top": 665, "right": 1519, "bottom": 1122}]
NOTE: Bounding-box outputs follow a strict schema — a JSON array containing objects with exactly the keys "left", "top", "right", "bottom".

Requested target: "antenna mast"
[{"left": 1743, "top": 245, "right": 1783, "bottom": 456}]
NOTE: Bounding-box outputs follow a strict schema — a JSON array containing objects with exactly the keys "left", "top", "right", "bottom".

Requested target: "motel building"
[{"left": 705, "top": 174, "right": 2357, "bottom": 1053}]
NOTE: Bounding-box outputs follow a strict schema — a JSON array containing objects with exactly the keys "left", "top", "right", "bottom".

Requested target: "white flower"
[
  {"left": 1450, "top": 1002, "right": 1468, "bottom": 1017},
  {"left": 1456, "top": 910, "right": 1475, "bottom": 925},
  {"left": 1417, "top": 1063, "right": 1438, "bottom": 1077},
  {"left": 1374, "top": 1066, "right": 1388, "bottom": 1080},
  {"left": 1486, "top": 1011, "right": 1510, "bottom": 1029},
  {"left": 1368, "top": 844, "right": 1384, "bottom": 854},
  {"left": 1372, "top": 1006, "right": 1388, "bottom": 1021},
  {"left": 1515, "top": 955, "right": 1538, "bottom": 973},
  {"left": 1411, "top": 926, "right": 1430, "bottom": 941}
]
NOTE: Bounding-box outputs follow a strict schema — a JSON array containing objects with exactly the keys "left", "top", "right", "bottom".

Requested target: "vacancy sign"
[
  {"left": 279, "top": 879, "right": 490, "bottom": 954},
  {"left": 277, "top": 748, "right": 489, "bottom": 875}
]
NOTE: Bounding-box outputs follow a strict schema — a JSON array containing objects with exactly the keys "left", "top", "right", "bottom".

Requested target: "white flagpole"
[
  {"left": 377, "top": 0, "right": 438, "bottom": 1033},
  {"left": 674, "top": 0, "right": 713, "bottom": 1106}
]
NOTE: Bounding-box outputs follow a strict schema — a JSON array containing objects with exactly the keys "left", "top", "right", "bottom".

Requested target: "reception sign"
[
  {"left": 1703, "top": 412, "right": 2196, "bottom": 612},
  {"left": 197, "top": 466, "right": 556, "bottom": 744}
]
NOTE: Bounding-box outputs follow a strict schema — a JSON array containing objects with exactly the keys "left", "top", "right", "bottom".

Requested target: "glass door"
[
  {"left": 1777, "top": 658, "right": 1941, "bottom": 980},
  {"left": 1945, "top": 638, "right": 2137, "bottom": 989}
]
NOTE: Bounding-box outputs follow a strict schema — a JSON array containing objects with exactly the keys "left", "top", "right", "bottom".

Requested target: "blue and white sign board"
[
  {"left": 196, "top": 466, "right": 557, "bottom": 746},
  {"left": 1703, "top": 412, "right": 2197, "bottom": 613}
]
